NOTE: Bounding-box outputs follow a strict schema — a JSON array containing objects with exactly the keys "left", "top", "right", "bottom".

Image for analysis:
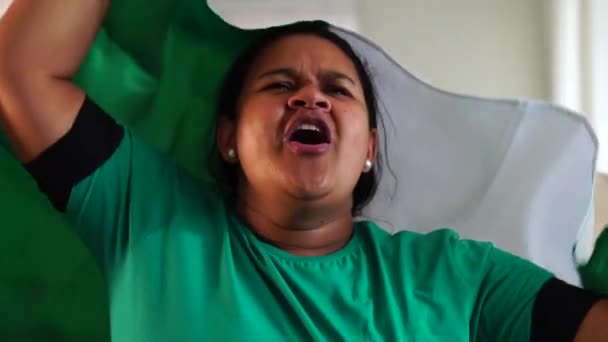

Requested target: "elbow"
[
  {"left": 0, "top": 41, "right": 45, "bottom": 89},
  {"left": 0, "top": 51, "right": 23, "bottom": 88},
  {"left": 0, "top": 49, "right": 10, "bottom": 85},
  {"left": 0, "top": 55, "right": 43, "bottom": 95},
  {"left": 0, "top": 58, "right": 43, "bottom": 114},
  {"left": 0, "top": 58, "right": 22, "bottom": 98},
  {"left": 0, "top": 57, "right": 15, "bottom": 96}
]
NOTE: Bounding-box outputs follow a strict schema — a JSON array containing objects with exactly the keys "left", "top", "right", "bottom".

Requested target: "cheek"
[
  {"left": 337, "top": 112, "right": 372, "bottom": 166},
  {"left": 235, "top": 98, "right": 283, "bottom": 155},
  {"left": 236, "top": 119, "right": 267, "bottom": 158},
  {"left": 337, "top": 108, "right": 371, "bottom": 149}
]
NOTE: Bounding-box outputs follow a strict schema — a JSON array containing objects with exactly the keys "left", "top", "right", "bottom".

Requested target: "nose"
[{"left": 287, "top": 85, "right": 331, "bottom": 111}]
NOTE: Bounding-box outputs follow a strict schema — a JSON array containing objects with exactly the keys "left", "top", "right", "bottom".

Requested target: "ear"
[
  {"left": 363, "top": 129, "right": 378, "bottom": 173},
  {"left": 217, "top": 116, "right": 237, "bottom": 163}
]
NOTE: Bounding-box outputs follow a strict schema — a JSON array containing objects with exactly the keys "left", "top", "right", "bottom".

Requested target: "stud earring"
[
  {"left": 227, "top": 148, "right": 237, "bottom": 161},
  {"left": 364, "top": 160, "right": 373, "bottom": 171}
]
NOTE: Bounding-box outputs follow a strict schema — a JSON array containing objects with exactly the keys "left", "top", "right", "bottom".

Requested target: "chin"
[
  {"left": 286, "top": 179, "right": 333, "bottom": 202},
  {"left": 278, "top": 162, "right": 336, "bottom": 201}
]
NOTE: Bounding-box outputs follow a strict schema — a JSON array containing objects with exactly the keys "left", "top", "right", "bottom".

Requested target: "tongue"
[{"left": 289, "top": 130, "right": 328, "bottom": 145}]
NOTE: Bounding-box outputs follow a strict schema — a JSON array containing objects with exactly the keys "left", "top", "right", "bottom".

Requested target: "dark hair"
[{"left": 213, "top": 21, "right": 381, "bottom": 215}]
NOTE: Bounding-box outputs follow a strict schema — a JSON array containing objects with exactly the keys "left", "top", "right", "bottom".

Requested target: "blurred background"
[{"left": 1, "top": 0, "right": 606, "bottom": 231}]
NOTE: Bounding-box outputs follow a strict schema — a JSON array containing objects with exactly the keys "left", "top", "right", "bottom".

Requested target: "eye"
[
  {"left": 326, "top": 85, "right": 352, "bottom": 97},
  {"left": 263, "top": 82, "right": 294, "bottom": 92}
]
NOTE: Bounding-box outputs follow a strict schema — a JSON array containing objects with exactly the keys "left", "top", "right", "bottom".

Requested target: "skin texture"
[{"left": 217, "top": 34, "right": 377, "bottom": 257}]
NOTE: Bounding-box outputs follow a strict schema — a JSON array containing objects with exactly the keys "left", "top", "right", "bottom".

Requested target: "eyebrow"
[{"left": 256, "top": 67, "right": 357, "bottom": 86}]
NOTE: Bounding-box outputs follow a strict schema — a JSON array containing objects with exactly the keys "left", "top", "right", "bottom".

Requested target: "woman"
[{"left": 0, "top": 0, "right": 606, "bottom": 341}]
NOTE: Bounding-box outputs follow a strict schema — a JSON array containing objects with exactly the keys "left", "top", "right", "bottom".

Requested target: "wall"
[
  {"left": 356, "top": 0, "right": 550, "bottom": 101},
  {"left": 587, "top": 0, "right": 608, "bottom": 174},
  {"left": 208, "top": 0, "right": 358, "bottom": 31},
  {"left": 0, "top": 0, "right": 9, "bottom": 17}
]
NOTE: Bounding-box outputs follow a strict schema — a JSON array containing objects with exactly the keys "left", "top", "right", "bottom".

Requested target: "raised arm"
[{"left": 0, "top": 0, "right": 109, "bottom": 162}]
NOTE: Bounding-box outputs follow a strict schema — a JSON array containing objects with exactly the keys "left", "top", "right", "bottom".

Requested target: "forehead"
[{"left": 250, "top": 34, "right": 359, "bottom": 78}]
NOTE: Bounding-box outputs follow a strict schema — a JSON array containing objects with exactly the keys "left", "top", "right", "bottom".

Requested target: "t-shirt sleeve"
[
  {"left": 467, "top": 244, "right": 552, "bottom": 341},
  {"left": 465, "top": 239, "right": 602, "bottom": 342},
  {"left": 25, "top": 96, "right": 198, "bottom": 277}
]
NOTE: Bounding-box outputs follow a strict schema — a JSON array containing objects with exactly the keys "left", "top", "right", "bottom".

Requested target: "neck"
[{"left": 236, "top": 189, "right": 354, "bottom": 257}]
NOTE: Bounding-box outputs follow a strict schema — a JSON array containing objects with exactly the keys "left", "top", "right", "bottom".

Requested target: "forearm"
[
  {"left": 574, "top": 300, "right": 608, "bottom": 342},
  {"left": 0, "top": 0, "right": 109, "bottom": 161}
]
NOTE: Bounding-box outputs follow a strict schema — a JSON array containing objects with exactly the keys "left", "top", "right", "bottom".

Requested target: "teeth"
[{"left": 298, "top": 123, "right": 321, "bottom": 132}]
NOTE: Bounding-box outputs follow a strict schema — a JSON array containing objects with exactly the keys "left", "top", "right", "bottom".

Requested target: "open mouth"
[
  {"left": 287, "top": 119, "right": 331, "bottom": 145},
  {"left": 285, "top": 118, "right": 331, "bottom": 154}
]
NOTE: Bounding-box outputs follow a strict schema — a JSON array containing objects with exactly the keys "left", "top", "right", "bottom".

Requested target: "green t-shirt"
[{"left": 66, "top": 129, "right": 553, "bottom": 341}]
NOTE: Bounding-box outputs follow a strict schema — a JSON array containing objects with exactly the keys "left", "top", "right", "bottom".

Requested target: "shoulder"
[
  {"left": 359, "top": 221, "right": 552, "bottom": 282},
  {"left": 357, "top": 222, "right": 507, "bottom": 282},
  {"left": 357, "top": 221, "right": 493, "bottom": 259}
]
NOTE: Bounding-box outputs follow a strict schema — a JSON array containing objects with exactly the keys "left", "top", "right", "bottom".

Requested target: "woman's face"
[{"left": 219, "top": 34, "right": 376, "bottom": 210}]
